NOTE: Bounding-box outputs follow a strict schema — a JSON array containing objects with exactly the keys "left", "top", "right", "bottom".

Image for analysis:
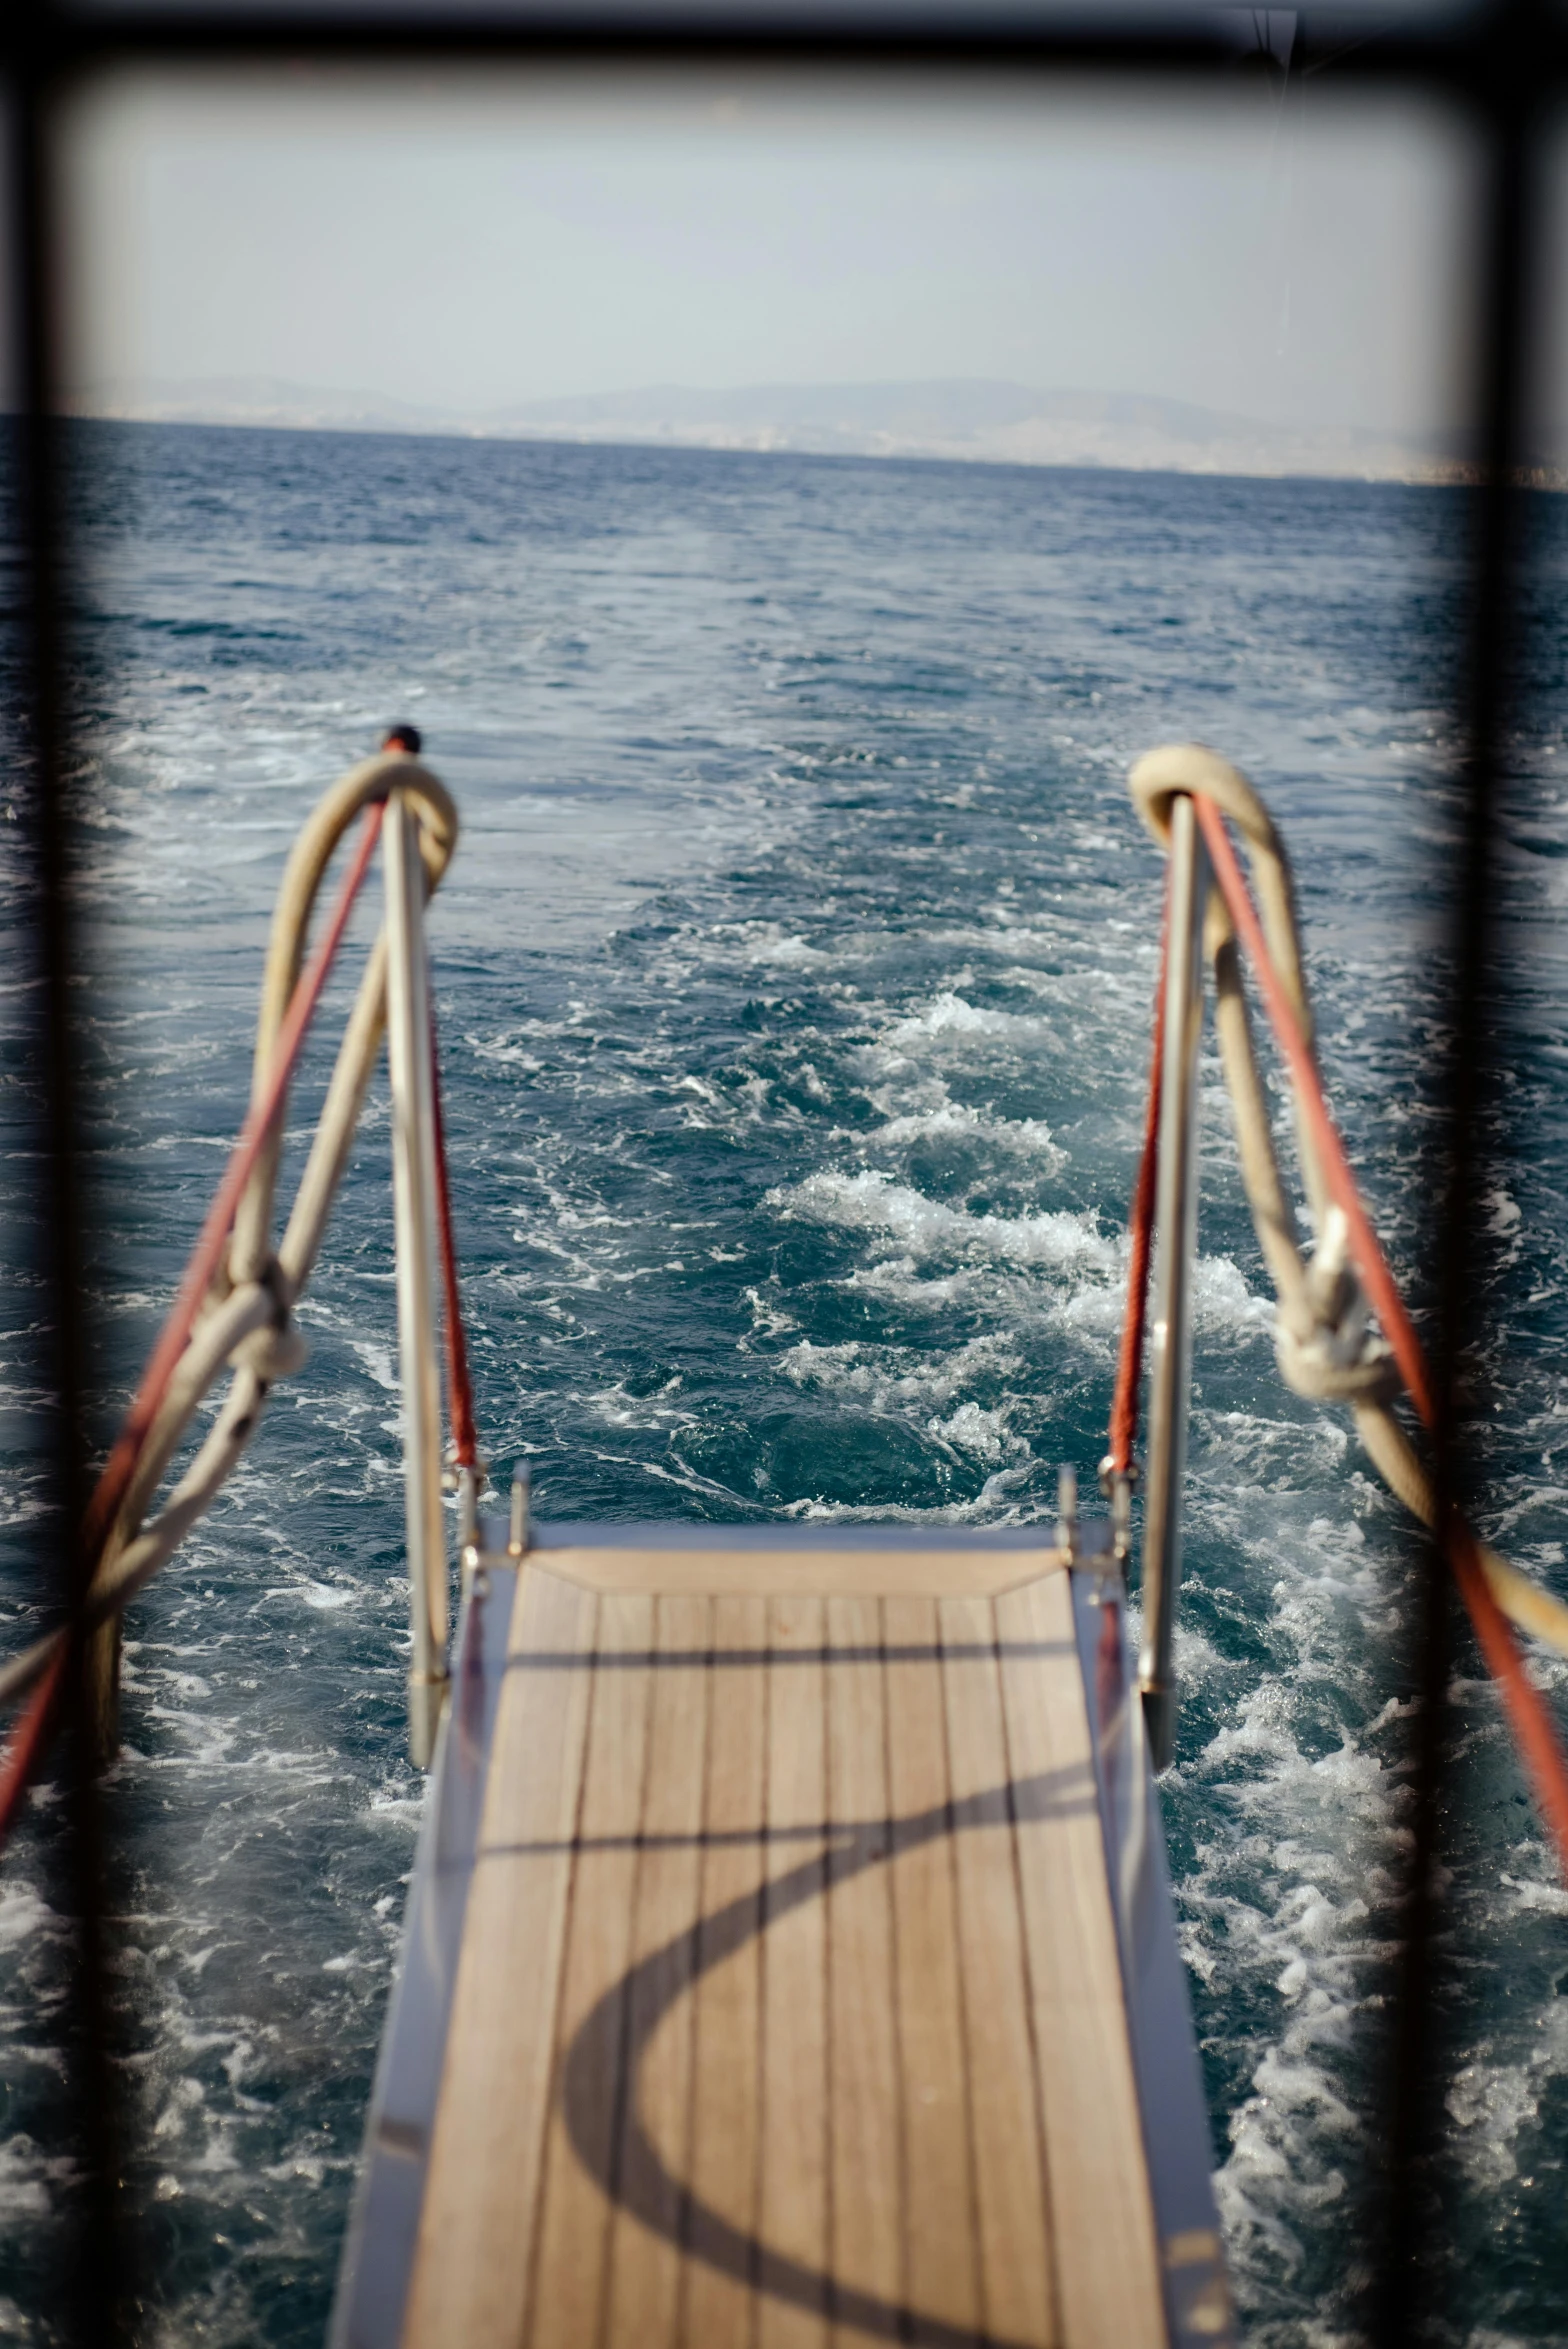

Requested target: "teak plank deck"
[
  {"left": 883, "top": 1596, "right": 982, "bottom": 2344},
  {"left": 400, "top": 1550, "right": 1169, "bottom": 2349},
  {"left": 760, "top": 1596, "right": 830, "bottom": 2349},
  {"left": 686, "top": 1591, "right": 769, "bottom": 2345},
  {"left": 823, "top": 1592, "right": 901, "bottom": 2347},
  {"left": 404, "top": 1564, "right": 595, "bottom": 2349},
  {"left": 527, "top": 1591, "right": 653, "bottom": 2349},
  {"left": 996, "top": 1577, "right": 1171, "bottom": 2347}
]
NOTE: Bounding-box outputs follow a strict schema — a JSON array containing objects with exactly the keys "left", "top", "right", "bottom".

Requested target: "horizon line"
[{"left": 25, "top": 402, "right": 1530, "bottom": 494}]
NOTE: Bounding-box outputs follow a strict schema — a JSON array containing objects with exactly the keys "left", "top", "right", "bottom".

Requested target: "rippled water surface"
[{"left": 3, "top": 423, "right": 1568, "bottom": 2345}]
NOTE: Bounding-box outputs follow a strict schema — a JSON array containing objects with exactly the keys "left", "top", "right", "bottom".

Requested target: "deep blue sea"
[{"left": 3, "top": 422, "right": 1568, "bottom": 2346}]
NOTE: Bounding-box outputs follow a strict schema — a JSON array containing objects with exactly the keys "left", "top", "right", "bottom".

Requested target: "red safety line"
[
  {"left": 0, "top": 1652, "right": 66, "bottom": 1850},
  {"left": 1191, "top": 799, "right": 1434, "bottom": 1425},
  {"left": 1193, "top": 790, "right": 1568, "bottom": 1880},
  {"left": 80, "top": 800, "right": 386, "bottom": 1570},
  {"left": 1107, "top": 866, "right": 1172, "bottom": 1481},
  {"left": 428, "top": 1005, "right": 479, "bottom": 1472},
  {"left": 0, "top": 799, "right": 385, "bottom": 1850}
]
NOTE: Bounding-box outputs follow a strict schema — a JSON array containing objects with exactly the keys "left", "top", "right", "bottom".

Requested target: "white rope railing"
[
  {"left": 1129, "top": 742, "right": 1568, "bottom": 1685},
  {"left": 0, "top": 751, "right": 462, "bottom": 1775}
]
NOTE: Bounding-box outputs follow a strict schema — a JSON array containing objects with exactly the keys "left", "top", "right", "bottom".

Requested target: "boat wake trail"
[{"left": 1, "top": 425, "right": 1566, "bottom": 2341}]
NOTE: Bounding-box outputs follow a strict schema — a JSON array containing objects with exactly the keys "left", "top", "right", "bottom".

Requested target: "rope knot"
[
  {"left": 228, "top": 1261, "right": 309, "bottom": 1384},
  {"left": 1274, "top": 1203, "right": 1399, "bottom": 1405}
]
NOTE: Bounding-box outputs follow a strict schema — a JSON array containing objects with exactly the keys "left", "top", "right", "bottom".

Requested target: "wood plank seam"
[
  {"left": 819, "top": 1607, "right": 836, "bottom": 2349},
  {"left": 995, "top": 1606, "right": 1066, "bottom": 2349},
  {"left": 525, "top": 1610, "right": 601, "bottom": 2349},
  {"left": 939, "top": 1595, "right": 1057, "bottom": 2348},
  {"left": 602, "top": 1594, "right": 714, "bottom": 2347},
  {"left": 824, "top": 1596, "right": 902, "bottom": 2349},
  {"left": 523, "top": 1592, "right": 657, "bottom": 2349},
  {"left": 883, "top": 1596, "right": 982, "bottom": 2347},
  {"left": 600, "top": 1612, "right": 660, "bottom": 2332},
  {"left": 402, "top": 1567, "right": 598, "bottom": 2349},
  {"left": 678, "top": 1594, "right": 767, "bottom": 2349},
  {"left": 994, "top": 1576, "right": 1166, "bottom": 2347},
  {"left": 759, "top": 1595, "right": 830, "bottom": 2349},
  {"left": 875, "top": 1596, "right": 910, "bottom": 2345},
  {"left": 508, "top": 1573, "right": 598, "bottom": 2344},
  {"left": 935, "top": 1604, "right": 992, "bottom": 2349},
  {"left": 514, "top": 1576, "right": 601, "bottom": 2341},
  {"left": 672, "top": 1595, "right": 720, "bottom": 2319},
  {"left": 747, "top": 1606, "right": 770, "bottom": 2336}
]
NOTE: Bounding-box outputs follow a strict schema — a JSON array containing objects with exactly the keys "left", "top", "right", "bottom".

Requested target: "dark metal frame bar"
[{"left": 1, "top": 4, "right": 1557, "bottom": 2342}]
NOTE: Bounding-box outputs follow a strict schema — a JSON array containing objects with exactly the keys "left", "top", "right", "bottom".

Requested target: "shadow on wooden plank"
[{"left": 560, "top": 1764, "right": 1090, "bottom": 2349}]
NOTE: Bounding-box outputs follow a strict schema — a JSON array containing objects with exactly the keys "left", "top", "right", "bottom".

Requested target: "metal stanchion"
[
  {"left": 1138, "top": 792, "right": 1209, "bottom": 1772},
  {"left": 384, "top": 788, "right": 449, "bottom": 1766}
]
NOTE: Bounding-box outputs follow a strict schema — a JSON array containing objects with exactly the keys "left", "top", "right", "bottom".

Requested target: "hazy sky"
[{"left": 64, "top": 68, "right": 1480, "bottom": 435}]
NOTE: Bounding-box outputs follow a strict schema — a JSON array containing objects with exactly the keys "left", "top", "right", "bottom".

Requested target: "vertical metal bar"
[
  {"left": 5, "top": 30, "right": 134, "bottom": 2344},
  {"left": 1377, "top": 25, "right": 1541, "bottom": 2342},
  {"left": 383, "top": 790, "right": 450, "bottom": 1766},
  {"left": 1138, "top": 792, "right": 1209, "bottom": 1774}
]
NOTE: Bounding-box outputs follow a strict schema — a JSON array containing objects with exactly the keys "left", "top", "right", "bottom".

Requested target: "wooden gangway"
[{"left": 332, "top": 1526, "right": 1232, "bottom": 2349}]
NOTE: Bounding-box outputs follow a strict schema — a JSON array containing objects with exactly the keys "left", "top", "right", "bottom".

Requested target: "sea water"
[{"left": 1, "top": 422, "right": 1567, "bottom": 2345}]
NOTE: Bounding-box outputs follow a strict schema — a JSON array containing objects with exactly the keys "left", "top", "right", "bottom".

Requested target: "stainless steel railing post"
[
  {"left": 384, "top": 786, "right": 450, "bottom": 1766},
  {"left": 1138, "top": 791, "right": 1209, "bottom": 1773}
]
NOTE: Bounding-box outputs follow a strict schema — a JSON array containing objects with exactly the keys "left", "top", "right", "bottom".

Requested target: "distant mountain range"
[{"left": 68, "top": 374, "right": 1517, "bottom": 486}]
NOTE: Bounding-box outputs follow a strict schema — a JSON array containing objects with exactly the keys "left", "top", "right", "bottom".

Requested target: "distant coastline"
[{"left": 64, "top": 374, "right": 1546, "bottom": 490}]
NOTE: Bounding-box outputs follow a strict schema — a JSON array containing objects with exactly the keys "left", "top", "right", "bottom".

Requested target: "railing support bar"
[
  {"left": 1138, "top": 790, "right": 1208, "bottom": 1772},
  {"left": 384, "top": 787, "right": 450, "bottom": 1766}
]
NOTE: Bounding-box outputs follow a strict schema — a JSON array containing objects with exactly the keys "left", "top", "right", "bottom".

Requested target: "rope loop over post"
[
  {"left": 0, "top": 750, "right": 476, "bottom": 1857},
  {"left": 1117, "top": 743, "right": 1568, "bottom": 1885},
  {"left": 1131, "top": 743, "right": 1324, "bottom": 1221},
  {"left": 232, "top": 751, "right": 457, "bottom": 1291}
]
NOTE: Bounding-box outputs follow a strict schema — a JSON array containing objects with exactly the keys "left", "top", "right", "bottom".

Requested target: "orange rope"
[
  {"left": 0, "top": 800, "right": 384, "bottom": 1847},
  {"left": 428, "top": 1005, "right": 479, "bottom": 1473},
  {"left": 82, "top": 799, "right": 386, "bottom": 1569},
  {"left": 1106, "top": 867, "right": 1172, "bottom": 1482},
  {"left": 1193, "top": 790, "right": 1568, "bottom": 1881},
  {"left": 0, "top": 1652, "right": 66, "bottom": 1849}
]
